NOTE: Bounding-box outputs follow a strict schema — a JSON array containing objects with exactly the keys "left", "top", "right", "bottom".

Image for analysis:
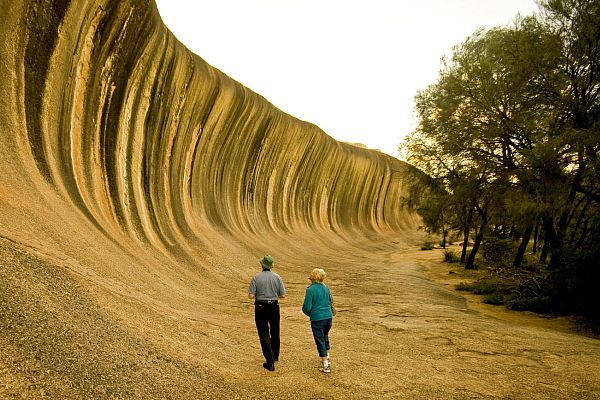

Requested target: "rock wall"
[{"left": 0, "top": 0, "right": 417, "bottom": 267}]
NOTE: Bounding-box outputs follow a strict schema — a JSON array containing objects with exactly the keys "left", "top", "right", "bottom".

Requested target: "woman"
[{"left": 302, "top": 268, "right": 334, "bottom": 373}]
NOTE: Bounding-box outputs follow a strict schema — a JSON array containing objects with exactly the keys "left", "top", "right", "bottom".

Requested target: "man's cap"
[{"left": 259, "top": 255, "right": 274, "bottom": 269}]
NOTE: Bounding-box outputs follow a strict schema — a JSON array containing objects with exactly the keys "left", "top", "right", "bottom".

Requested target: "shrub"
[
  {"left": 455, "top": 281, "right": 497, "bottom": 294},
  {"left": 482, "top": 237, "right": 514, "bottom": 265},
  {"left": 483, "top": 293, "right": 505, "bottom": 305},
  {"left": 545, "top": 249, "right": 600, "bottom": 320},
  {"left": 455, "top": 282, "right": 473, "bottom": 291},
  {"left": 506, "top": 292, "right": 553, "bottom": 314},
  {"left": 471, "top": 282, "right": 498, "bottom": 295},
  {"left": 421, "top": 241, "right": 434, "bottom": 250},
  {"left": 443, "top": 249, "right": 459, "bottom": 263}
]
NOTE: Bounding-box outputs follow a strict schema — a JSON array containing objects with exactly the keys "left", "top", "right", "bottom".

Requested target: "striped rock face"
[{"left": 1, "top": 0, "right": 417, "bottom": 264}]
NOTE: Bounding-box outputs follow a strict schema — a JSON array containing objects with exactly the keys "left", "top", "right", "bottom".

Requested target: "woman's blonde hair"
[{"left": 308, "top": 268, "right": 326, "bottom": 283}]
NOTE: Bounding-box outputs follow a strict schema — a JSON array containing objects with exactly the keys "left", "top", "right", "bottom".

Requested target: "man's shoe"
[
  {"left": 263, "top": 362, "right": 275, "bottom": 371},
  {"left": 321, "top": 361, "right": 331, "bottom": 373}
]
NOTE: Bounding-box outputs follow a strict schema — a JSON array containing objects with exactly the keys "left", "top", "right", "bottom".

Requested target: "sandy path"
[
  {"left": 251, "top": 247, "right": 600, "bottom": 399},
  {"left": 196, "top": 244, "right": 600, "bottom": 399},
  {"left": 2, "top": 237, "right": 599, "bottom": 399}
]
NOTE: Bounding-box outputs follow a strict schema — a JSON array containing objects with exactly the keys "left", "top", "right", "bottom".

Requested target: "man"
[{"left": 248, "top": 255, "right": 286, "bottom": 371}]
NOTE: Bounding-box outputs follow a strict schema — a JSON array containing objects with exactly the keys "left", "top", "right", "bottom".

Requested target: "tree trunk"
[
  {"left": 513, "top": 225, "right": 533, "bottom": 267},
  {"left": 573, "top": 223, "right": 589, "bottom": 251},
  {"left": 552, "top": 176, "right": 580, "bottom": 264},
  {"left": 465, "top": 205, "right": 488, "bottom": 270},
  {"left": 542, "top": 215, "right": 561, "bottom": 268},
  {"left": 532, "top": 223, "right": 539, "bottom": 253},
  {"left": 460, "top": 208, "right": 473, "bottom": 264},
  {"left": 540, "top": 241, "right": 549, "bottom": 263},
  {"left": 465, "top": 230, "right": 484, "bottom": 270},
  {"left": 568, "top": 198, "right": 591, "bottom": 246},
  {"left": 440, "top": 212, "right": 447, "bottom": 249},
  {"left": 460, "top": 230, "right": 469, "bottom": 264}
]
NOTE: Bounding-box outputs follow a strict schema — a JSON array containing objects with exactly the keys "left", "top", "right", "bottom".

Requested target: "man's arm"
[
  {"left": 278, "top": 276, "right": 286, "bottom": 299},
  {"left": 248, "top": 277, "right": 256, "bottom": 299}
]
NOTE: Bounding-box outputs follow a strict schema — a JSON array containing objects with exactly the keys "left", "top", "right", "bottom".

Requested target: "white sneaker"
[{"left": 321, "top": 361, "right": 331, "bottom": 373}]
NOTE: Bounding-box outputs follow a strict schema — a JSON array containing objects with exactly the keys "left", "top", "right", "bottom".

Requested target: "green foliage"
[
  {"left": 575, "top": 318, "right": 600, "bottom": 335},
  {"left": 401, "top": 0, "right": 600, "bottom": 323},
  {"left": 483, "top": 293, "right": 505, "bottom": 305},
  {"left": 455, "top": 282, "right": 473, "bottom": 291},
  {"left": 455, "top": 280, "right": 499, "bottom": 295},
  {"left": 482, "top": 238, "right": 515, "bottom": 266},
  {"left": 506, "top": 293, "right": 554, "bottom": 314},
  {"left": 443, "top": 249, "right": 459, "bottom": 263},
  {"left": 547, "top": 244, "right": 600, "bottom": 319},
  {"left": 471, "top": 282, "right": 499, "bottom": 295},
  {"left": 420, "top": 241, "right": 434, "bottom": 250}
]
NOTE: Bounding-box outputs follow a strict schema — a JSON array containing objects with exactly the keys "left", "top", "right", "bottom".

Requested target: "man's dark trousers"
[{"left": 254, "top": 301, "right": 280, "bottom": 364}]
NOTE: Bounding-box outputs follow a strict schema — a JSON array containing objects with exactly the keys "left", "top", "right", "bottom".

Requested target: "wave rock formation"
[
  {"left": 2, "top": 0, "right": 415, "bottom": 261},
  {"left": 0, "top": 0, "right": 419, "bottom": 397}
]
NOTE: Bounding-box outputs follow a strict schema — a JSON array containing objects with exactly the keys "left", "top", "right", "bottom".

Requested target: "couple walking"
[{"left": 247, "top": 255, "right": 334, "bottom": 373}]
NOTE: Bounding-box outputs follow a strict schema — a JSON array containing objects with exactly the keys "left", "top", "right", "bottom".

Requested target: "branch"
[{"left": 575, "top": 182, "right": 600, "bottom": 203}]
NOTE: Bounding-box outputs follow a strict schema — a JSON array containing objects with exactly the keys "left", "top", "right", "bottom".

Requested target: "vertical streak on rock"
[{"left": 24, "top": 0, "right": 70, "bottom": 183}]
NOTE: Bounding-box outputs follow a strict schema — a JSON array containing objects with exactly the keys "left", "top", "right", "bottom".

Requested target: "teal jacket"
[{"left": 302, "top": 282, "right": 333, "bottom": 321}]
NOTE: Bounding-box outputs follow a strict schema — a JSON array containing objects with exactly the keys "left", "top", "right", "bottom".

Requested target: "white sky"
[{"left": 155, "top": 0, "right": 540, "bottom": 158}]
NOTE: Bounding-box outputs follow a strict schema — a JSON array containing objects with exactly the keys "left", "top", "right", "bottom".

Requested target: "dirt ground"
[
  {"left": 1, "top": 234, "right": 599, "bottom": 400},
  {"left": 418, "top": 245, "right": 593, "bottom": 338}
]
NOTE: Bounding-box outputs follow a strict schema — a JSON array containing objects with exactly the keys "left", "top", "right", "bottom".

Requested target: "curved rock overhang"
[{"left": 0, "top": 0, "right": 418, "bottom": 266}]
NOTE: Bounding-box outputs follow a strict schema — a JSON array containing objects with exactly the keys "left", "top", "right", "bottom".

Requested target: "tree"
[
  {"left": 402, "top": 0, "right": 600, "bottom": 320},
  {"left": 404, "top": 21, "right": 557, "bottom": 269},
  {"left": 536, "top": 0, "right": 600, "bottom": 269}
]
